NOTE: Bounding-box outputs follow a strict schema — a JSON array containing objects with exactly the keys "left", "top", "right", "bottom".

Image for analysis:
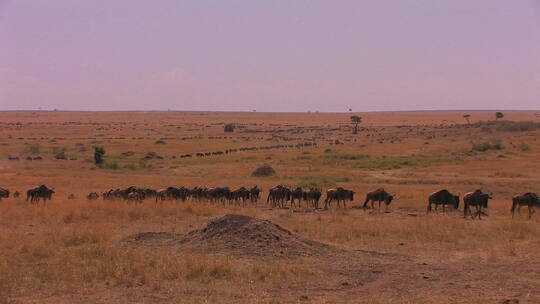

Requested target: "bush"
[
  {"left": 517, "top": 143, "right": 531, "bottom": 152},
  {"left": 474, "top": 120, "right": 539, "bottom": 132},
  {"left": 472, "top": 139, "right": 504, "bottom": 152},
  {"left": 26, "top": 144, "right": 40, "bottom": 155},
  {"left": 224, "top": 124, "right": 236, "bottom": 132},
  {"left": 54, "top": 151, "right": 67, "bottom": 160},
  {"left": 101, "top": 161, "right": 119, "bottom": 170},
  {"left": 251, "top": 164, "right": 276, "bottom": 177}
]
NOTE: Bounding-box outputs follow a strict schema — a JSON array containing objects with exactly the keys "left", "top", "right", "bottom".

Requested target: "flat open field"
[{"left": 0, "top": 110, "right": 539, "bottom": 304}]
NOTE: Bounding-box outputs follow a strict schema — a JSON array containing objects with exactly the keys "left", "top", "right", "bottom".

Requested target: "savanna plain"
[{"left": 0, "top": 111, "right": 539, "bottom": 304}]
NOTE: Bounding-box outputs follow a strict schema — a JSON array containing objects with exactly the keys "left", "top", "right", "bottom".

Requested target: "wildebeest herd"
[{"left": 0, "top": 185, "right": 538, "bottom": 219}]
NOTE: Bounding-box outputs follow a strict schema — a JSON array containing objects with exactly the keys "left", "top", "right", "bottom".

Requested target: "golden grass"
[{"left": 0, "top": 110, "right": 539, "bottom": 303}]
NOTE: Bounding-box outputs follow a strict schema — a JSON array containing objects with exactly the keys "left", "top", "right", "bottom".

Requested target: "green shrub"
[
  {"left": 472, "top": 139, "right": 504, "bottom": 152},
  {"left": 517, "top": 143, "right": 531, "bottom": 152},
  {"left": 474, "top": 120, "right": 539, "bottom": 132},
  {"left": 102, "top": 161, "right": 119, "bottom": 170},
  {"left": 26, "top": 144, "right": 40, "bottom": 155},
  {"left": 93, "top": 146, "right": 105, "bottom": 165}
]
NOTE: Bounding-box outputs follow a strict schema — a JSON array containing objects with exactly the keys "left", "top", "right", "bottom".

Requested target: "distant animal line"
[{"left": 1, "top": 185, "right": 537, "bottom": 220}]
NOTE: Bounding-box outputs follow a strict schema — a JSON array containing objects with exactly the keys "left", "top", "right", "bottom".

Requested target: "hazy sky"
[{"left": 1, "top": 1, "right": 539, "bottom": 111}]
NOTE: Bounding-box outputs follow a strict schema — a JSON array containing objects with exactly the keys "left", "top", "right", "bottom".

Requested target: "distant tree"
[
  {"left": 224, "top": 123, "right": 236, "bottom": 132},
  {"left": 93, "top": 146, "right": 105, "bottom": 165},
  {"left": 350, "top": 115, "right": 362, "bottom": 134},
  {"left": 463, "top": 114, "right": 471, "bottom": 124},
  {"left": 495, "top": 112, "right": 504, "bottom": 120}
]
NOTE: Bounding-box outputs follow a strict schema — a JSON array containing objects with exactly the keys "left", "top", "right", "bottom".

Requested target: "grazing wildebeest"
[
  {"left": 362, "top": 188, "right": 394, "bottom": 210},
  {"left": 13, "top": 191, "right": 20, "bottom": 198},
  {"left": 304, "top": 188, "right": 322, "bottom": 209},
  {"left": 250, "top": 186, "right": 261, "bottom": 203},
  {"left": 26, "top": 185, "right": 55, "bottom": 204},
  {"left": 511, "top": 192, "right": 539, "bottom": 219},
  {"left": 267, "top": 185, "right": 291, "bottom": 208},
  {"left": 68, "top": 194, "right": 76, "bottom": 200},
  {"left": 86, "top": 192, "right": 99, "bottom": 200},
  {"left": 427, "top": 189, "right": 459, "bottom": 212},
  {"left": 324, "top": 187, "right": 354, "bottom": 209},
  {"left": 0, "top": 187, "right": 9, "bottom": 201},
  {"left": 463, "top": 190, "right": 492, "bottom": 220},
  {"left": 290, "top": 187, "right": 305, "bottom": 208}
]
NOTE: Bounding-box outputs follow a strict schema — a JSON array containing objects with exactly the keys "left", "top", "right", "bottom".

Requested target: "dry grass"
[{"left": 0, "top": 110, "right": 539, "bottom": 303}]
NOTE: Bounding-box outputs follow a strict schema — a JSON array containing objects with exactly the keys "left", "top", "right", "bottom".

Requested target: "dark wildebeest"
[
  {"left": 324, "top": 187, "right": 354, "bottom": 209},
  {"left": 362, "top": 188, "right": 394, "bottom": 210},
  {"left": 86, "top": 192, "right": 99, "bottom": 200},
  {"left": 68, "top": 194, "right": 76, "bottom": 200},
  {"left": 126, "top": 191, "right": 143, "bottom": 203},
  {"left": 267, "top": 185, "right": 291, "bottom": 208},
  {"left": 427, "top": 189, "right": 459, "bottom": 212},
  {"left": 511, "top": 192, "right": 539, "bottom": 219},
  {"left": 463, "top": 190, "right": 492, "bottom": 220},
  {"left": 250, "top": 186, "right": 261, "bottom": 203},
  {"left": 0, "top": 187, "right": 9, "bottom": 201},
  {"left": 290, "top": 187, "right": 305, "bottom": 208},
  {"left": 304, "top": 188, "right": 322, "bottom": 209},
  {"left": 207, "top": 187, "right": 231, "bottom": 203},
  {"left": 26, "top": 185, "right": 55, "bottom": 204},
  {"left": 13, "top": 191, "right": 20, "bottom": 198},
  {"left": 231, "top": 187, "right": 250, "bottom": 205}
]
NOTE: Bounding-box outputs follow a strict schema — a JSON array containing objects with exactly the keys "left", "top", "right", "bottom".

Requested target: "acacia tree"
[
  {"left": 463, "top": 114, "right": 471, "bottom": 124},
  {"left": 495, "top": 112, "right": 504, "bottom": 120},
  {"left": 350, "top": 115, "right": 362, "bottom": 134}
]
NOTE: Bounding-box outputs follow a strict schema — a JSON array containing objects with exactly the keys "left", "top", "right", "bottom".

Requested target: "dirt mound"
[
  {"left": 123, "top": 232, "right": 183, "bottom": 247},
  {"left": 179, "top": 214, "right": 335, "bottom": 257},
  {"left": 251, "top": 164, "right": 276, "bottom": 177}
]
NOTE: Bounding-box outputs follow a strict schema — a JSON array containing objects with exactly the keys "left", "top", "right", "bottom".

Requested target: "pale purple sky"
[{"left": 1, "top": 1, "right": 539, "bottom": 111}]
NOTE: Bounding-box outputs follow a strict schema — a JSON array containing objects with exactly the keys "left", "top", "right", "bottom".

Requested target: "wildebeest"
[
  {"left": 126, "top": 191, "right": 143, "bottom": 203},
  {"left": 324, "top": 187, "right": 354, "bottom": 209},
  {"left": 26, "top": 185, "right": 55, "bottom": 204},
  {"left": 511, "top": 192, "right": 539, "bottom": 219},
  {"left": 13, "top": 191, "right": 20, "bottom": 198},
  {"left": 267, "top": 185, "right": 291, "bottom": 208},
  {"left": 207, "top": 187, "right": 231, "bottom": 203},
  {"left": 68, "top": 194, "right": 76, "bottom": 200},
  {"left": 231, "top": 187, "right": 250, "bottom": 205},
  {"left": 290, "top": 187, "right": 305, "bottom": 208},
  {"left": 304, "top": 188, "right": 322, "bottom": 209},
  {"left": 250, "top": 186, "right": 261, "bottom": 203},
  {"left": 463, "top": 189, "right": 492, "bottom": 219},
  {"left": 362, "top": 188, "right": 394, "bottom": 210},
  {"left": 427, "top": 189, "right": 459, "bottom": 212},
  {"left": 86, "top": 192, "right": 99, "bottom": 200},
  {"left": 0, "top": 187, "right": 9, "bottom": 201}
]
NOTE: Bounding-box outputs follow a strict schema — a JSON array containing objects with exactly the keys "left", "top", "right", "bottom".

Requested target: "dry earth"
[{"left": 0, "top": 110, "right": 539, "bottom": 304}]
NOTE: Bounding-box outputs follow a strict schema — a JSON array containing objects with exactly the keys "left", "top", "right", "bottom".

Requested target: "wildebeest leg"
[{"left": 362, "top": 197, "right": 370, "bottom": 209}]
